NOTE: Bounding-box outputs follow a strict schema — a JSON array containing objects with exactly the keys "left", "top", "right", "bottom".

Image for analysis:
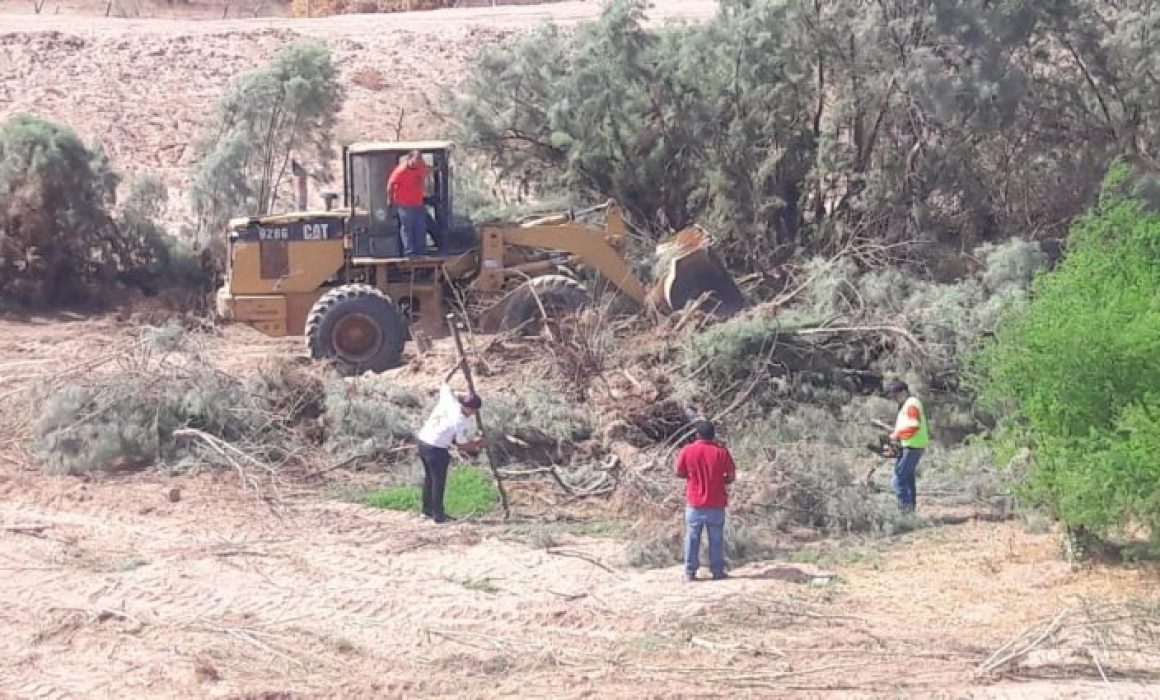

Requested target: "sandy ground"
[{"left": 0, "top": 314, "right": 1158, "bottom": 699}]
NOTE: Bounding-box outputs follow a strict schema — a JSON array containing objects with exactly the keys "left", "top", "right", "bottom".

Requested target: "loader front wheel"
[
  {"left": 500, "top": 275, "right": 591, "bottom": 334},
  {"left": 306, "top": 284, "right": 407, "bottom": 376}
]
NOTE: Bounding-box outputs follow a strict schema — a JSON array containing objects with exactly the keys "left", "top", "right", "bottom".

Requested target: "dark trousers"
[
  {"left": 893, "top": 447, "right": 923, "bottom": 512},
  {"left": 399, "top": 205, "right": 428, "bottom": 257},
  {"left": 418, "top": 442, "right": 451, "bottom": 518}
]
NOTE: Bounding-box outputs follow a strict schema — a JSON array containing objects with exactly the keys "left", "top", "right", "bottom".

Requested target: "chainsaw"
[{"left": 865, "top": 434, "right": 901, "bottom": 459}]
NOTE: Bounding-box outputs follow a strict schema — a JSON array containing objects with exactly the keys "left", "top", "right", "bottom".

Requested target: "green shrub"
[
  {"left": 35, "top": 367, "right": 258, "bottom": 475},
  {"left": 0, "top": 115, "right": 119, "bottom": 306},
  {"left": 115, "top": 173, "right": 214, "bottom": 296},
  {"left": 971, "top": 163, "right": 1160, "bottom": 539},
  {"left": 0, "top": 116, "right": 214, "bottom": 308},
  {"left": 366, "top": 467, "right": 498, "bottom": 517}
]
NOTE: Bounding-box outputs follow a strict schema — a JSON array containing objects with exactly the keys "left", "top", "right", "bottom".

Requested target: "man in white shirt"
[{"left": 415, "top": 384, "right": 486, "bottom": 523}]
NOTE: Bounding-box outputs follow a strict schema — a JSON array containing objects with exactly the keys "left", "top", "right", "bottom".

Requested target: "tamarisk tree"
[
  {"left": 0, "top": 115, "right": 120, "bottom": 306},
  {"left": 191, "top": 41, "right": 343, "bottom": 236},
  {"left": 453, "top": 0, "right": 1160, "bottom": 273}
]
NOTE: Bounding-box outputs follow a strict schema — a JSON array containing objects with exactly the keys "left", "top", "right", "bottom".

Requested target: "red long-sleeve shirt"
[{"left": 675, "top": 439, "right": 736, "bottom": 508}]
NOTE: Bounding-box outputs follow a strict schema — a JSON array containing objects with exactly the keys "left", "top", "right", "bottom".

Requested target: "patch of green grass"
[
  {"left": 365, "top": 467, "right": 498, "bottom": 517},
  {"left": 365, "top": 484, "right": 421, "bottom": 511}
]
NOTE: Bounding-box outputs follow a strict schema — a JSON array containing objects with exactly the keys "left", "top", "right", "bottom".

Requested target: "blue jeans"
[
  {"left": 893, "top": 447, "right": 923, "bottom": 512},
  {"left": 399, "top": 205, "right": 428, "bottom": 256},
  {"left": 684, "top": 506, "right": 726, "bottom": 578}
]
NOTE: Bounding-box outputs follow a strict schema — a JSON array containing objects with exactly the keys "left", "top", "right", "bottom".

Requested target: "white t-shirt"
[{"left": 417, "top": 384, "right": 472, "bottom": 449}]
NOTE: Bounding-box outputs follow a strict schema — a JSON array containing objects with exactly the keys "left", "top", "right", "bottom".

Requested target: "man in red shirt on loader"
[
  {"left": 387, "top": 150, "right": 429, "bottom": 256},
  {"left": 675, "top": 420, "right": 736, "bottom": 581}
]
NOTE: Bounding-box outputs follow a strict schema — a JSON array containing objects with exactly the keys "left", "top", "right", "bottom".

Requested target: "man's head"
[
  {"left": 694, "top": 420, "right": 716, "bottom": 442},
  {"left": 407, "top": 150, "right": 423, "bottom": 168},
  {"left": 885, "top": 380, "right": 909, "bottom": 403},
  {"left": 458, "top": 393, "right": 482, "bottom": 417}
]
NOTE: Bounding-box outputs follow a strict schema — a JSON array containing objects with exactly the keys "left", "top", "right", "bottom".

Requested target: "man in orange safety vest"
[{"left": 885, "top": 380, "right": 929, "bottom": 513}]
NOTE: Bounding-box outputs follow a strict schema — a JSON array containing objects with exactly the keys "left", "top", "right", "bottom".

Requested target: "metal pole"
[{"left": 446, "top": 313, "right": 511, "bottom": 520}]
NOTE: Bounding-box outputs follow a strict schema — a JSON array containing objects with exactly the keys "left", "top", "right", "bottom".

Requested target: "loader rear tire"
[
  {"left": 500, "top": 275, "right": 591, "bottom": 334},
  {"left": 305, "top": 284, "right": 407, "bottom": 376}
]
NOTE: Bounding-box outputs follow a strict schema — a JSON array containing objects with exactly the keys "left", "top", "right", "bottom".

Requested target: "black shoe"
[
  {"left": 432, "top": 514, "right": 455, "bottom": 524},
  {"left": 711, "top": 572, "right": 729, "bottom": 580}
]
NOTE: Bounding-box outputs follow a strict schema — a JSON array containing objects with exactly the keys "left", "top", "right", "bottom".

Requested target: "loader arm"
[{"left": 492, "top": 207, "right": 648, "bottom": 306}]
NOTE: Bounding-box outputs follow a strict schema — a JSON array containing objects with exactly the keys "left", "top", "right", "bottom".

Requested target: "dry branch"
[
  {"left": 1, "top": 524, "right": 52, "bottom": 537},
  {"left": 545, "top": 547, "right": 616, "bottom": 573},
  {"left": 976, "top": 611, "right": 1068, "bottom": 678},
  {"left": 173, "top": 428, "right": 267, "bottom": 494}
]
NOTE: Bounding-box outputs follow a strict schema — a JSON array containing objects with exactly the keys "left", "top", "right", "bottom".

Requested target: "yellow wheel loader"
[{"left": 215, "top": 140, "right": 745, "bottom": 375}]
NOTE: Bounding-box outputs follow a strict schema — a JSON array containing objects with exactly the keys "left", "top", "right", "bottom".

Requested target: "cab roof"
[{"left": 346, "top": 140, "right": 453, "bottom": 154}]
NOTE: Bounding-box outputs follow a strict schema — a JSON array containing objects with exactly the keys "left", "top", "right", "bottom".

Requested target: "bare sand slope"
[{"left": 0, "top": 0, "right": 716, "bottom": 225}]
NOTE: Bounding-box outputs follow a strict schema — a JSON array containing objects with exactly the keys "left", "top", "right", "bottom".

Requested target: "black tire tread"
[
  {"left": 500, "top": 274, "right": 591, "bottom": 333},
  {"left": 305, "top": 284, "right": 407, "bottom": 375}
]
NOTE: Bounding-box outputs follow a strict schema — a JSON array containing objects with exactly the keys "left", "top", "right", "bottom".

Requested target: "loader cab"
[{"left": 343, "top": 140, "right": 465, "bottom": 259}]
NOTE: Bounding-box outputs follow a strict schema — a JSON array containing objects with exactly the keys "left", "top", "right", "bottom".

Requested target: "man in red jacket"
[
  {"left": 387, "top": 150, "right": 430, "bottom": 256},
  {"left": 675, "top": 420, "right": 736, "bottom": 581}
]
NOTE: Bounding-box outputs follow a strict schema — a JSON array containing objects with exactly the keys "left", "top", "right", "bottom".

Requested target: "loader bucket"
[{"left": 649, "top": 227, "right": 746, "bottom": 317}]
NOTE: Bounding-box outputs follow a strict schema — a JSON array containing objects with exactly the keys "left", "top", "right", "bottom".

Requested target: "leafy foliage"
[
  {"left": 454, "top": 0, "right": 1160, "bottom": 271},
  {"left": 0, "top": 115, "right": 210, "bottom": 307},
  {"left": 0, "top": 115, "right": 119, "bottom": 306},
  {"left": 190, "top": 41, "right": 343, "bottom": 235},
  {"left": 323, "top": 376, "right": 427, "bottom": 462},
  {"left": 972, "top": 163, "right": 1160, "bottom": 538},
  {"left": 680, "top": 237, "right": 1046, "bottom": 447},
  {"left": 115, "top": 173, "right": 214, "bottom": 297}
]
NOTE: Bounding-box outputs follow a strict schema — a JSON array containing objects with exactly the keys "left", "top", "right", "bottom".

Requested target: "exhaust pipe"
[{"left": 292, "top": 159, "right": 307, "bottom": 209}]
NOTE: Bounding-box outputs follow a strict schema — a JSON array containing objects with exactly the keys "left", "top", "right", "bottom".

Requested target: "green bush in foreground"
[
  {"left": 366, "top": 468, "right": 498, "bottom": 517},
  {"left": 971, "top": 163, "right": 1160, "bottom": 540}
]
